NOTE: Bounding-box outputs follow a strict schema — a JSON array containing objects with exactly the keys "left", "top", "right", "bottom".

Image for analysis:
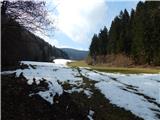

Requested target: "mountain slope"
[
  {"left": 1, "top": 15, "right": 68, "bottom": 67},
  {"left": 61, "top": 48, "right": 89, "bottom": 60}
]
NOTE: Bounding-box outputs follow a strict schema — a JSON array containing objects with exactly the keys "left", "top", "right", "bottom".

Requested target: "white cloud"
[
  {"left": 34, "top": 31, "right": 69, "bottom": 48},
  {"left": 48, "top": 0, "right": 108, "bottom": 43}
]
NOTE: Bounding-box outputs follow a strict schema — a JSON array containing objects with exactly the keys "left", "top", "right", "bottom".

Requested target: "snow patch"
[
  {"left": 84, "top": 90, "right": 93, "bottom": 98},
  {"left": 87, "top": 110, "right": 94, "bottom": 120},
  {"left": 53, "top": 59, "right": 72, "bottom": 65},
  {"left": 65, "top": 87, "right": 83, "bottom": 93},
  {"left": 95, "top": 81, "right": 159, "bottom": 120}
]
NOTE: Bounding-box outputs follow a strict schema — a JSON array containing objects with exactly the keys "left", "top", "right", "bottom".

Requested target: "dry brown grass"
[
  {"left": 86, "top": 54, "right": 134, "bottom": 67},
  {"left": 69, "top": 60, "right": 160, "bottom": 74}
]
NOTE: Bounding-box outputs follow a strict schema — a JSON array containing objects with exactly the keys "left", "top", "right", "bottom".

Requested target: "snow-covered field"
[{"left": 2, "top": 59, "right": 160, "bottom": 120}]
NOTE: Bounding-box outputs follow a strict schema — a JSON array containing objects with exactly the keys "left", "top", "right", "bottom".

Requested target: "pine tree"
[
  {"left": 143, "top": 1, "right": 160, "bottom": 65},
  {"left": 131, "top": 1, "right": 145, "bottom": 64},
  {"left": 89, "top": 34, "right": 99, "bottom": 57},
  {"left": 122, "top": 9, "right": 130, "bottom": 54},
  {"left": 109, "top": 16, "right": 121, "bottom": 54},
  {"left": 98, "top": 26, "right": 108, "bottom": 55}
]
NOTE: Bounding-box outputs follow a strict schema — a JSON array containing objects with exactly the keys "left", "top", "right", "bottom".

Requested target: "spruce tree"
[
  {"left": 89, "top": 34, "right": 99, "bottom": 57},
  {"left": 131, "top": 1, "right": 145, "bottom": 64},
  {"left": 109, "top": 16, "right": 121, "bottom": 54},
  {"left": 98, "top": 26, "right": 108, "bottom": 55}
]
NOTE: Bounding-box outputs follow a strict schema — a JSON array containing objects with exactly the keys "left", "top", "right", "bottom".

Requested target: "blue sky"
[{"left": 36, "top": 0, "right": 140, "bottom": 50}]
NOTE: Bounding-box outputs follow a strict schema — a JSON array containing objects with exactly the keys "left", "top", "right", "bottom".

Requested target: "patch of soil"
[{"left": 1, "top": 63, "right": 29, "bottom": 71}]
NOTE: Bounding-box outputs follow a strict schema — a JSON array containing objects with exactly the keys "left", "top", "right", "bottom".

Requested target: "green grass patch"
[{"left": 68, "top": 61, "right": 160, "bottom": 74}]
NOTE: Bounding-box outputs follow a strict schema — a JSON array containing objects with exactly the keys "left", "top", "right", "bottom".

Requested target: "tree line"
[{"left": 89, "top": 1, "right": 160, "bottom": 65}]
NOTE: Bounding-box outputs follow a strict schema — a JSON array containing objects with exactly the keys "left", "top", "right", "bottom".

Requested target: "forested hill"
[
  {"left": 89, "top": 1, "right": 160, "bottom": 66},
  {"left": 61, "top": 48, "right": 89, "bottom": 60},
  {"left": 1, "top": 14, "right": 69, "bottom": 68}
]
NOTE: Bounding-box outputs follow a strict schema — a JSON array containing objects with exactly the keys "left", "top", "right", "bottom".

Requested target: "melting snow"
[
  {"left": 87, "top": 110, "right": 94, "bottom": 120},
  {"left": 1, "top": 60, "right": 160, "bottom": 120},
  {"left": 53, "top": 59, "right": 72, "bottom": 66},
  {"left": 80, "top": 69, "right": 160, "bottom": 120},
  {"left": 65, "top": 87, "right": 83, "bottom": 93},
  {"left": 84, "top": 90, "right": 93, "bottom": 98}
]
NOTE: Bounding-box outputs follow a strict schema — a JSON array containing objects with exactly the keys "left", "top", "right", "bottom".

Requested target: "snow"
[
  {"left": 65, "top": 87, "right": 93, "bottom": 98},
  {"left": 87, "top": 110, "right": 94, "bottom": 120},
  {"left": 79, "top": 68, "right": 160, "bottom": 120},
  {"left": 80, "top": 68, "right": 111, "bottom": 82},
  {"left": 21, "top": 61, "right": 56, "bottom": 66},
  {"left": 89, "top": 110, "right": 94, "bottom": 116},
  {"left": 84, "top": 90, "right": 93, "bottom": 98},
  {"left": 95, "top": 81, "right": 159, "bottom": 120},
  {"left": 2, "top": 60, "right": 81, "bottom": 104},
  {"left": 112, "top": 74, "right": 160, "bottom": 103},
  {"left": 65, "top": 87, "right": 83, "bottom": 93},
  {"left": 1, "top": 60, "right": 160, "bottom": 120},
  {"left": 81, "top": 69, "right": 160, "bottom": 120},
  {"left": 53, "top": 59, "right": 72, "bottom": 65},
  {"left": 81, "top": 69, "right": 160, "bottom": 103}
]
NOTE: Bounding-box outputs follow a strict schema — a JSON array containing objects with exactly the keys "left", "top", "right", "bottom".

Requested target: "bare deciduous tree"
[{"left": 1, "top": 0, "right": 54, "bottom": 32}]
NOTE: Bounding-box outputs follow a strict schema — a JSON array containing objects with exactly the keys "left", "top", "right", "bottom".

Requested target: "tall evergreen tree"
[
  {"left": 122, "top": 9, "right": 130, "bottom": 54},
  {"left": 152, "top": 4, "right": 160, "bottom": 65},
  {"left": 89, "top": 34, "right": 99, "bottom": 57},
  {"left": 109, "top": 16, "right": 121, "bottom": 54},
  {"left": 98, "top": 26, "right": 108, "bottom": 55},
  {"left": 131, "top": 1, "right": 145, "bottom": 64},
  {"left": 143, "top": 1, "right": 160, "bottom": 65}
]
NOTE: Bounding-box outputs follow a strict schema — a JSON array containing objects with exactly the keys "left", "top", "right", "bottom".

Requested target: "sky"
[{"left": 35, "top": 0, "right": 140, "bottom": 50}]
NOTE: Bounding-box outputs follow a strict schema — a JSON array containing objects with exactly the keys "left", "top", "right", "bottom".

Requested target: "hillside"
[
  {"left": 1, "top": 15, "right": 68, "bottom": 68},
  {"left": 61, "top": 48, "right": 89, "bottom": 60}
]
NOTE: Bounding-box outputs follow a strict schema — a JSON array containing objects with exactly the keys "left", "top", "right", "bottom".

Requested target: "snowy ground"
[{"left": 2, "top": 59, "right": 160, "bottom": 120}]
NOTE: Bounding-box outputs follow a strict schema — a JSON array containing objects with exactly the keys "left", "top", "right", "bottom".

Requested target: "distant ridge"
[{"left": 61, "top": 48, "right": 89, "bottom": 60}]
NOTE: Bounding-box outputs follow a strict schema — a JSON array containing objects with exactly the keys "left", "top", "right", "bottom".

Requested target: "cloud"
[
  {"left": 34, "top": 30, "right": 87, "bottom": 50},
  {"left": 34, "top": 31, "right": 69, "bottom": 48},
  {"left": 48, "top": 0, "right": 108, "bottom": 43}
]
